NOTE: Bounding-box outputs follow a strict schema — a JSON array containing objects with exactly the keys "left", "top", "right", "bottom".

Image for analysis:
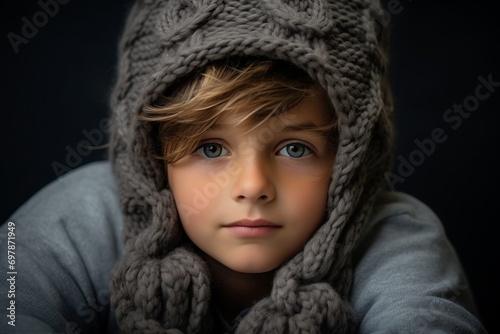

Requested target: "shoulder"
[
  {"left": 356, "top": 191, "right": 450, "bottom": 257},
  {"left": 12, "top": 161, "right": 120, "bottom": 221},
  {"left": 7, "top": 160, "right": 124, "bottom": 255},
  {"left": 5, "top": 160, "right": 124, "bottom": 271},
  {"left": 368, "top": 191, "right": 441, "bottom": 227},
  {"left": 353, "top": 191, "right": 449, "bottom": 271},
  {"left": 1, "top": 161, "right": 124, "bottom": 333},
  {"left": 350, "top": 191, "right": 487, "bottom": 333}
]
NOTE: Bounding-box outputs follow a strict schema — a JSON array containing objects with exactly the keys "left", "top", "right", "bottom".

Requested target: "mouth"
[
  {"left": 224, "top": 219, "right": 281, "bottom": 228},
  {"left": 222, "top": 219, "right": 282, "bottom": 237}
]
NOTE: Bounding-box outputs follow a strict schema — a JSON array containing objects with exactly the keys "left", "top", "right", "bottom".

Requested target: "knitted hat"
[{"left": 109, "top": 0, "right": 393, "bottom": 333}]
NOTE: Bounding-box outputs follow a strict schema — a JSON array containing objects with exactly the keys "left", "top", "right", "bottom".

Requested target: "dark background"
[{"left": 1, "top": 1, "right": 498, "bottom": 333}]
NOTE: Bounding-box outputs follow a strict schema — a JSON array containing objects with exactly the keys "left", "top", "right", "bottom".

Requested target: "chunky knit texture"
[{"left": 109, "top": 0, "right": 393, "bottom": 332}]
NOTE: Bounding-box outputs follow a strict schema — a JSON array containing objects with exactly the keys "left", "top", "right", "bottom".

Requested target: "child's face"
[{"left": 167, "top": 92, "right": 335, "bottom": 274}]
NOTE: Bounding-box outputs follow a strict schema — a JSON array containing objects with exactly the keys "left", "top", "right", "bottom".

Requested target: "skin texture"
[{"left": 167, "top": 91, "right": 335, "bottom": 319}]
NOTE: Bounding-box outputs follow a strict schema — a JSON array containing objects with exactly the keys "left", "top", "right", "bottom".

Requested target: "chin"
[{"left": 227, "top": 260, "right": 281, "bottom": 274}]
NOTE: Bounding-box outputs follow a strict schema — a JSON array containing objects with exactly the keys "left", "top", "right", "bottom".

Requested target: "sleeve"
[
  {"left": 0, "top": 161, "right": 124, "bottom": 334},
  {"left": 349, "top": 191, "right": 487, "bottom": 334}
]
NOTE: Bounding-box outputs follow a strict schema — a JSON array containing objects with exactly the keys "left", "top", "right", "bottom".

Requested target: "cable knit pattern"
[{"left": 109, "top": 0, "right": 393, "bottom": 332}]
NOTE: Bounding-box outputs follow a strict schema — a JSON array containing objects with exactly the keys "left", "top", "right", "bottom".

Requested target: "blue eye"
[
  {"left": 278, "top": 143, "right": 312, "bottom": 158},
  {"left": 196, "top": 143, "right": 229, "bottom": 158}
]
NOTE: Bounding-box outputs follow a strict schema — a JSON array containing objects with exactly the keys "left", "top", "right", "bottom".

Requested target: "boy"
[{"left": 0, "top": 0, "right": 487, "bottom": 333}]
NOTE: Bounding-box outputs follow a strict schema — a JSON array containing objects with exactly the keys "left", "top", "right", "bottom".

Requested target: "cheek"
[
  {"left": 296, "top": 187, "right": 328, "bottom": 223},
  {"left": 283, "top": 175, "right": 330, "bottom": 230},
  {"left": 167, "top": 165, "right": 220, "bottom": 225},
  {"left": 291, "top": 172, "right": 329, "bottom": 206},
  {"left": 168, "top": 167, "right": 188, "bottom": 203},
  {"left": 168, "top": 166, "right": 196, "bottom": 219}
]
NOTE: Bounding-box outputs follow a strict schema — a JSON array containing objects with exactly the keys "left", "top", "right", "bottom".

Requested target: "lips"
[
  {"left": 224, "top": 219, "right": 281, "bottom": 228},
  {"left": 223, "top": 219, "right": 282, "bottom": 237}
]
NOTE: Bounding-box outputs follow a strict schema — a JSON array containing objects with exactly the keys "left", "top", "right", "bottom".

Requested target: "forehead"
[
  {"left": 213, "top": 87, "right": 333, "bottom": 131},
  {"left": 281, "top": 90, "right": 333, "bottom": 127}
]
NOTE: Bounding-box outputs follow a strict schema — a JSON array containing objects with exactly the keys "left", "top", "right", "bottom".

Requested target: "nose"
[{"left": 231, "top": 156, "right": 275, "bottom": 204}]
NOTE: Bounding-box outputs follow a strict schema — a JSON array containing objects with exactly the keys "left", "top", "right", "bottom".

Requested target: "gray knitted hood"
[{"left": 109, "top": 0, "right": 393, "bottom": 333}]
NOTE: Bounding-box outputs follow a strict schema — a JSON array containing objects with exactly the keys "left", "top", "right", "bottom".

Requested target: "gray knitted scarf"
[{"left": 109, "top": 0, "right": 393, "bottom": 333}]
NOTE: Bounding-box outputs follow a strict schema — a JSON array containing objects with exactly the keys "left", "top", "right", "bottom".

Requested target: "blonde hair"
[{"left": 140, "top": 58, "right": 336, "bottom": 163}]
